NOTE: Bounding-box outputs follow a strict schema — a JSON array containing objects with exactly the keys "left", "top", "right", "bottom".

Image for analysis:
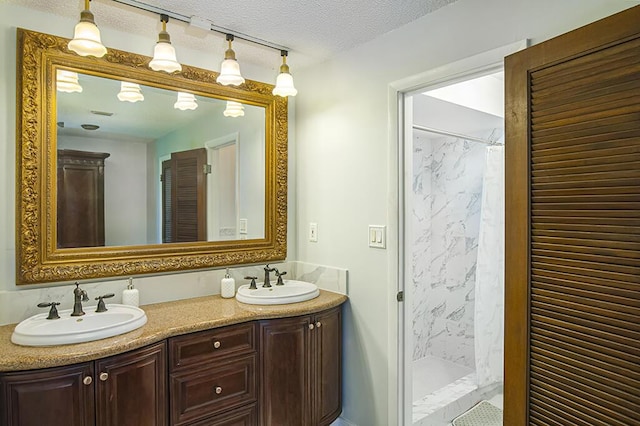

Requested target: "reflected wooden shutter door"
[
  {"left": 172, "top": 148, "right": 208, "bottom": 242},
  {"left": 505, "top": 5, "right": 640, "bottom": 426}
]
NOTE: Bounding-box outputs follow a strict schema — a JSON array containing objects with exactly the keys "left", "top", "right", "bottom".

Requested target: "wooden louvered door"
[
  {"left": 161, "top": 148, "right": 207, "bottom": 243},
  {"left": 505, "top": 5, "right": 640, "bottom": 426}
]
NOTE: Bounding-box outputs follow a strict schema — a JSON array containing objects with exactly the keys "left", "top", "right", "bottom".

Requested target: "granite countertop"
[{"left": 0, "top": 290, "right": 347, "bottom": 372}]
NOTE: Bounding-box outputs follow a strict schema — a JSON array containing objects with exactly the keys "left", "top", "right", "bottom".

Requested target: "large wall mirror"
[{"left": 16, "top": 29, "right": 288, "bottom": 284}]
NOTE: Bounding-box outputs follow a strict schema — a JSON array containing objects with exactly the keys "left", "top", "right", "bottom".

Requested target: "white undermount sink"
[
  {"left": 11, "top": 304, "right": 147, "bottom": 347},
  {"left": 235, "top": 280, "right": 320, "bottom": 305}
]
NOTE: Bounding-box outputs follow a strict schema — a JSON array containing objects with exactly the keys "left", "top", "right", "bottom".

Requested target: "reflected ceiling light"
[
  {"left": 56, "top": 69, "right": 83, "bottom": 93},
  {"left": 149, "top": 14, "right": 182, "bottom": 73},
  {"left": 68, "top": 0, "right": 107, "bottom": 57},
  {"left": 223, "top": 101, "right": 245, "bottom": 117},
  {"left": 216, "top": 34, "right": 245, "bottom": 86},
  {"left": 272, "top": 50, "right": 297, "bottom": 97},
  {"left": 81, "top": 124, "right": 100, "bottom": 130},
  {"left": 117, "top": 81, "right": 144, "bottom": 103},
  {"left": 174, "top": 92, "right": 197, "bottom": 110}
]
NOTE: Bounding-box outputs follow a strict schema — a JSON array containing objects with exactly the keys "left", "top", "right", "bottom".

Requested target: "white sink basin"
[
  {"left": 236, "top": 280, "right": 320, "bottom": 305},
  {"left": 11, "top": 304, "right": 147, "bottom": 347}
]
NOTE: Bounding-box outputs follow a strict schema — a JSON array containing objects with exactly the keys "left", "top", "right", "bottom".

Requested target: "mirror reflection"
[{"left": 56, "top": 70, "right": 266, "bottom": 248}]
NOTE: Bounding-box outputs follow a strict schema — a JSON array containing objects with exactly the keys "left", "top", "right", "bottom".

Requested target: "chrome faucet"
[
  {"left": 71, "top": 282, "right": 89, "bottom": 316},
  {"left": 263, "top": 264, "right": 276, "bottom": 288}
]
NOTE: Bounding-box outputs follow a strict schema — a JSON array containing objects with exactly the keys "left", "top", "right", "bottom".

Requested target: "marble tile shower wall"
[{"left": 412, "top": 131, "right": 494, "bottom": 368}]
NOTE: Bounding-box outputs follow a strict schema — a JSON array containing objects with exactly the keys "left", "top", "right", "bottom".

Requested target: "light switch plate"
[
  {"left": 309, "top": 222, "right": 318, "bottom": 242},
  {"left": 239, "top": 218, "right": 248, "bottom": 234},
  {"left": 368, "top": 225, "right": 386, "bottom": 249}
]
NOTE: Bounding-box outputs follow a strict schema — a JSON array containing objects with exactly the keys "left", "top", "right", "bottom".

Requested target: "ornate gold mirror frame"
[{"left": 16, "top": 28, "right": 287, "bottom": 284}]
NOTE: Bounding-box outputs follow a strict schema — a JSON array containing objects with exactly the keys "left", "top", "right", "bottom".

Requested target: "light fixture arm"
[
  {"left": 111, "top": 0, "right": 290, "bottom": 53},
  {"left": 224, "top": 34, "right": 237, "bottom": 60},
  {"left": 279, "top": 50, "right": 290, "bottom": 73}
]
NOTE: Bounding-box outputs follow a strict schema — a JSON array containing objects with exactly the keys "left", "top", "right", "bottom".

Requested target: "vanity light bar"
[{"left": 110, "top": 0, "right": 290, "bottom": 53}]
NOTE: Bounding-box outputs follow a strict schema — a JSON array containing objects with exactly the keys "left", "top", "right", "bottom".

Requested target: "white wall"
[
  {"left": 294, "top": 1, "right": 636, "bottom": 424},
  {"left": 0, "top": 2, "right": 296, "bottom": 322}
]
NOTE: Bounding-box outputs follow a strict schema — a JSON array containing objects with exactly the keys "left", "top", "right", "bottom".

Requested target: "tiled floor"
[{"left": 413, "top": 355, "right": 474, "bottom": 401}]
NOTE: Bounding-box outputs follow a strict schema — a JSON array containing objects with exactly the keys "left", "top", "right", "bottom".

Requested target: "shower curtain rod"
[{"left": 412, "top": 125, "right": 496, "bottom": 145}]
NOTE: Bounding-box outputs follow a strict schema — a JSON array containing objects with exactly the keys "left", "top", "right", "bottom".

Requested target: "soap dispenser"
[
  {"left": 122, "top": 277, "right": 139, "bottom": 307},
  {"left": 221, "top": 268, "right": 236, "bottom": 299}
]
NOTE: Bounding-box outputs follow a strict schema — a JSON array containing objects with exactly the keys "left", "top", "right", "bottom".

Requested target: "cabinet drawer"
[
  {"left": 169, "top": 323, "right": 256, "bottom": 371},
  {"left": 186, "top": 404, "right": 257, "bottom": 426},
  {"left": 170, "top": 354, "right": 257, "bottom": 425}
]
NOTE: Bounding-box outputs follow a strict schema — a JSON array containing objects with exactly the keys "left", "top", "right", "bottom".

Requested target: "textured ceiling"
[{"left": 8, "top": 0, "right": 459, "bottom": 69}]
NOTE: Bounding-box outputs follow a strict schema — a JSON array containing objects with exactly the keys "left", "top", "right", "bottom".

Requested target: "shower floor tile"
[{"left": 413, "top": 355, "right": 474, "bottom": 400}]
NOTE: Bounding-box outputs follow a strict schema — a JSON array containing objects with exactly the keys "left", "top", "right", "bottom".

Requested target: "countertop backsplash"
[{"left": 0, "top": 261, "right": 348, "bottom": 326}]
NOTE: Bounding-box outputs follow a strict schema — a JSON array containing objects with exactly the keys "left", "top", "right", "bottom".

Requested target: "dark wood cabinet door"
[
  {"left": 57, "top": 149, "right": 110, "bottom": 248},
  {"left": 95, "top": 341, "right": 167, "bottom": 426},
  {"left": 259, "top": 315, "right": 312, "bottom": 426},
  {"left": 313, "top": 308, "right": 342, "bottom": 426},
  {"left": 0, "top": 363, "right": 94, "bottom": 426}
]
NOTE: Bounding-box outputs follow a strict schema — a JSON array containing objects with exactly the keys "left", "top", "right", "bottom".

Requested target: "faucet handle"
[
  {"left": 37, "top": 302, "right": 61, "bottom": 320},
  {"left": 275, "top": 271, "right": 287, "bottom": 286},
  {"left": 95, "top": 294, "right": 115, "bottom": 313},
  {"left": 244, "top": 276, "right": 258, "bottom": 290}
]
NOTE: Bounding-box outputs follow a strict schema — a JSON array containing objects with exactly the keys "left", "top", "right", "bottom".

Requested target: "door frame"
[{"left": 388, "top": 40, "right": 527, "bottom": 425}]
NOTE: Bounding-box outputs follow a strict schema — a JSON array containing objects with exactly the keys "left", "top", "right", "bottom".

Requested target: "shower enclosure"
[{"left": 409, "top": 124, "right": 504, "bottom": 425}]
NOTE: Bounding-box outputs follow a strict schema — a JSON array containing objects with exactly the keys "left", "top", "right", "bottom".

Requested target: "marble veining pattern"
[{"left": 411, "top": 129, "right": 501, "bottom": 367}]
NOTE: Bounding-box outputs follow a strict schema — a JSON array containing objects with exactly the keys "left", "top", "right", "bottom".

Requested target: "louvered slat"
[{"left": 528, "top": 35, "right": 640, "bottom": 425}]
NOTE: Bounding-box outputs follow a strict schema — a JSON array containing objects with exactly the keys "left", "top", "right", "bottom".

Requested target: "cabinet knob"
[
  {"left": 99, "top": 372, "right": 109, "bottom": 381},
  {"left": 215, "top": 386, "right": 223, "bottom": 395},
  {"left": 213, "top": 341, "right": 221, "bottom": 349},
  {"left": 316, "top": 321, "right": 322, "bottom": 328},
  {"left": 83, "top": 376, "right": 92, "bottom": 385},
  {"left": 308, "top": 323, "right": 315, "bottom": 330}
]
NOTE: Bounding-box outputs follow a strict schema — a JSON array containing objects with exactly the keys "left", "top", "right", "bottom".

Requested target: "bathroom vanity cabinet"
[
  {"left": 168, "top": 322, "right": 257, "bottom": 425},
  {"left": 0, "top": 341, "right": 166, "bottom": 426},
  {"left": 259, "top": 306, "right": 342, "bottom": 426},
  {"left": 0, "top": 306, "right": 343, "bottom": 426}
]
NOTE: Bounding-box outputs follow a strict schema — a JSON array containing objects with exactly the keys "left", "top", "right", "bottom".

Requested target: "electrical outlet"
[{"left": 309, "top": 222, "right": 318, "bottom": 242}]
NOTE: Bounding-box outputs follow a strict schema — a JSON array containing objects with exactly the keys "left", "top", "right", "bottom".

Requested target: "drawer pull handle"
[
  {"left": 316, "top": 321, "right": 322, "bottom": 328},
  {"left": 308, "top": 324, "right": 314, "bottom": 330},
  {"left": 213, "top": 341, "right": 221, "bottom": 349},
  {"left": 215, "top": 386, "right": 223, "bottom": 395},
  {"left": 99, "top": 372, "right": 109, "bottom": 381},
  {"left": 83, "top": 376, "right": 92, "bottom": 385}
]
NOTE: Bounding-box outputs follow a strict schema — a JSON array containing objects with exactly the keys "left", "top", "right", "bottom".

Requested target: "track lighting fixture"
[
  {"left": 68, "top": 0, "right": 107, "bottom": 57},
  {"left": 216, "top": 34, "right": 245, "bottom": 86},
  {"left": 149, "top": 14, "right": 182, "bottom": 73},
  {"left": 223, "top": 101, "right": 245, "bottom": 117},
  {"left": 174, "top": 92, "right": 198, "bottom": 110},
  {"left": 272, "top": 50, "right": 297, "bottom": 97},
  {"left": 117, "top": 81, "right": 144, "bottom": 102},
  {"left": 56, "top": 69, "right": 83, "bottom": 93}
]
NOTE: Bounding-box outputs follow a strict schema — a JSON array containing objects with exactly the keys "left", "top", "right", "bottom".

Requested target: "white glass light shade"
[
  {"left": 149, "top": 35, "right": 182, "bottom": 73},
  {"left": 68, "top": 11, "right": 107, "bottom": 57},
  {"left": 223, "top": 101, "right": 245, "bottom": 117},
  {"left": 174, "top": 92, "right": 197, "bottom": 110},
  {"left": 56, "top": 70, "right": 83, "bottom": 93},
  {"left": 217, "top": 58, "right": 245, "bottom": 86},
  {"left": 117, "top": 82, "right": 144, "bottom": 103},
  {"left": 273, "top": 72, "right": 298, "bottom": 97}
]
